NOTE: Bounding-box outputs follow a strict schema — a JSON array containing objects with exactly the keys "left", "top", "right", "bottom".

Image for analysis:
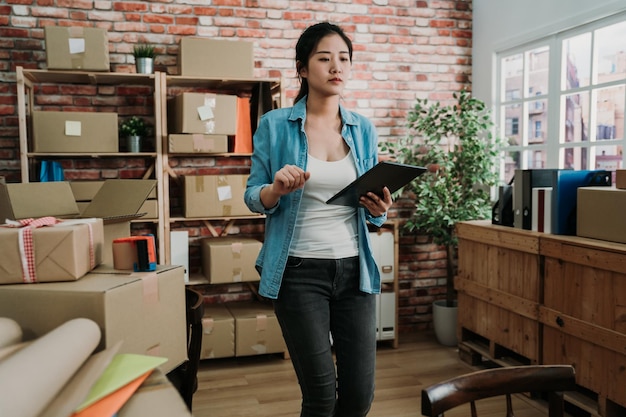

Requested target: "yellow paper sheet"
[{"left": 75, "top": 353, "right": 167, "bottom": 412}]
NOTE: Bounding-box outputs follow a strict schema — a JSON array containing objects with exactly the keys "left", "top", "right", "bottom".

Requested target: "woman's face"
[{"left": 299, "top": 33, "right": 352, "bottom": 98}]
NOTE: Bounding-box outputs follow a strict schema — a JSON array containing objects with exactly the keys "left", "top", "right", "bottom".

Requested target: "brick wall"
[{"left": 0, "top": 0, "right": 472, "bottom": 334}]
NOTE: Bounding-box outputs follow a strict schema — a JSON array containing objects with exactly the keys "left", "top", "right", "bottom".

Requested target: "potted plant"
[
  {"left": 133, "top": 43, "right": 156, "bottom": 74},
  {"left": 119, "top": 116, "right": 151, "bottom": 152},
  {"left": 382, "top": 89, "right": 502, "bottom": 346}
]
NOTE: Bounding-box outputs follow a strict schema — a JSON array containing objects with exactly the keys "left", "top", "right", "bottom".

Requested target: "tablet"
[{"left": 326, "top": 161, "right": 427, "bottom": 207}]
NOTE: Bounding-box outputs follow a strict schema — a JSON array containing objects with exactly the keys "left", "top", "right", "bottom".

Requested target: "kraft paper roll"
[
  {"left": 0, "top": 317, "right": 22, "bottom": 348},
  {"left": 0, "top": 318, "right": 101, "bottom": 417}
]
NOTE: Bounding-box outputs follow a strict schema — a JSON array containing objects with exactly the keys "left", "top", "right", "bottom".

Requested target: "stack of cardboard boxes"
[
  {"left": 0, "top": 179, "right": 187, "bottom": 374},
  {"left": 200, "top": 301, "right": 286, "bottom": 360},
  {"left": 34, "top": 27, "right": 118, "bottom": 154},
  {"left": 167, "top": 37, "right": 259, "bottom": 218},
  {"left": 196, "top": 236, "right": 287, "bottom": 359}
]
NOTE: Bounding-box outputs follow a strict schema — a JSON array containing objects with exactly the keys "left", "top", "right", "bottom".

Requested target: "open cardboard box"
[{"left": 0, "top": 179, "right": 156, "bottom": 265}]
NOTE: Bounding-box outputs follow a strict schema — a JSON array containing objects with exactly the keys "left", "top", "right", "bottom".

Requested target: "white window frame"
[{"left": 495, "top": 11, "right": 626, "bottom": 180}]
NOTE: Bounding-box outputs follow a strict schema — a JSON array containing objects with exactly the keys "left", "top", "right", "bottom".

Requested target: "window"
[{"left": 496, "top": 14, "right": 626, "bottom": 183}]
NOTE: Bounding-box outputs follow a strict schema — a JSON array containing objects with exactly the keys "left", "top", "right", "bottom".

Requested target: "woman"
[{"left": 244, "top": 22, "right": 392, "bottom": 417}]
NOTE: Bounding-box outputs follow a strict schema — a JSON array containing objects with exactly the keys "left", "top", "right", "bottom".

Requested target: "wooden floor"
[{"left": 191, "top": 332, "right": 557, "bottom": 417}]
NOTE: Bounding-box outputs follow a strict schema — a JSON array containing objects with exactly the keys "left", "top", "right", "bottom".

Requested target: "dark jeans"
[{"left": 273, "top": 256, "right": 377, "bottom": 417}]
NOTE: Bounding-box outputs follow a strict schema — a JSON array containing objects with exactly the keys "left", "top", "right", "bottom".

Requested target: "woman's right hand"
[
  {"left": 272, "top": 164, "right": 310, "bottom": 195},
  {"left": 260, "top": 165, "right": 310, "bottom": 208}
]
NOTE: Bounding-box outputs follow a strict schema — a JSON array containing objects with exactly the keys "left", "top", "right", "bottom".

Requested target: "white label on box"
[
  {"left": 217, "top": 185, "right": 232, "bottom": 201},
  {"left": 197, "top": 105, "right": 214, "bottom": 121},
  {"left": 65, "top": 121, "right": 82, "bottom": 136},
  {"left": 68, "top": 38, "right": 86, "bottom": 54}
]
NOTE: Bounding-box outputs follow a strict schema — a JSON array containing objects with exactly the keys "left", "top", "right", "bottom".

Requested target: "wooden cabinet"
[
  {"left": 457, "top": 220, "right": 626, "bottom": 415},
  {"left": 541, "top": 234, "right": 626, "bottom": 414},
  {"left": 456, "top": 220, "right": 542, "bottom": 364}
]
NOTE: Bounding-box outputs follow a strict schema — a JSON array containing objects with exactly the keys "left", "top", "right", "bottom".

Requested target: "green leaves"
[
  {"left": 133, "top": 43, "right": 156, "bottom": 59},
  {"left": 382, "top": 89, "right": 503, "bottom": 248},
  {"left": 119, "top": 116, "right": 151, "bottom": 137}
]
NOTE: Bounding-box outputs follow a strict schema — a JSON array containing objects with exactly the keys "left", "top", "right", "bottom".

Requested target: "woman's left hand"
[{"left": 360, "top": 186, "right": 392, "bottom": 217}]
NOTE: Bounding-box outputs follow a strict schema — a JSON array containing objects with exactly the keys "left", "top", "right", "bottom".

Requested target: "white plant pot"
[
  {"left": 135, "top": 57, "right": 154, "bottom": 74},
  {"left": 126, "top": 135, "right": 142, "bottom": 153},
  {"left": 432, "top": 299, "right": 458, "bottom": 347}
]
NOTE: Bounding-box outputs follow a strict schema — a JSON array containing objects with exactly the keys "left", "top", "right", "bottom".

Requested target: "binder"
[
  {"left": 492, "top": 184, "right": 513, "bottom": 226},
  {"left": 513, "top": 169, "right": 559, "bottom": 230},
  {"left": 531, "top": 187, "right": 552, "bottom": 233},
  {"left": 551, "top": 169, "right": 612, "bottom": 235}
]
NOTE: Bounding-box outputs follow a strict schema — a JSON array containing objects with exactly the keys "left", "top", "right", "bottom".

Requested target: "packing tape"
[
  {"left": 256, "top": 314, "right": 267, "bottom": 332},
  {"left": 195, "top": 175, "right": 204, "bottom": 193},
  {"left": 201, "top": 94, "right": 216, "bottom": 134},
  {"left": 112, "top": 241, "right": 135, "bottom": 270},
  {"left": 202, "top": 317, "right": 215, "bottom": 334},
  {"left": 192, "top": 134, "right": 215, "bottom": 152},
  {"left": 140, "top": 272, "right": 159, "bottom": 304},
  {"left": 230, "top": 242, "right": 243, "bottom": 254},
  {"left": 232, "top": 267, "right": 242, "bottom": 282}
]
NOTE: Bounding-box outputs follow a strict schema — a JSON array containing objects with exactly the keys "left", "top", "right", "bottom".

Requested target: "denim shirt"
[{"left": 244, "top": 97, "right": 386, "bottom": 299}]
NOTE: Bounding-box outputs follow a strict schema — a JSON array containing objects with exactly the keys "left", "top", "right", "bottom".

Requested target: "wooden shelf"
[
  {"left": 27, "top": 152, "right": 158, "bottom": 158},
  {"left": 165, "top": 74, "right": 280, "bottom": 94},
  {"left": 20, "top": 69, "right": 157, "bottom": 86}
]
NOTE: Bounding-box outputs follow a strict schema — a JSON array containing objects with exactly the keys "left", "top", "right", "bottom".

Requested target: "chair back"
[
  {"left": 167, "top": 287, "right": 204, "bottom": 411},
  {"left": 421, "top": 365, "right": 576, "bottom": 417}
]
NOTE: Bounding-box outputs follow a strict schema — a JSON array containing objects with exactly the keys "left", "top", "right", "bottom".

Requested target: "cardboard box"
[
  {"left": 0, "top": 265, "right": 187, "bottom": 373},
  {"left": 168, "top": 133, "right": 229, "bottom": 154},
  {"left": 32, "top": 111, "right": 118, "bottom": 153},
  {"left": 178, "top": 37, "right": 254, "bottom": 79},
  {"left": 70, "top": 181, "right": 157, "bottom": 201},
  {"left": 70, "top": 181, "right": 106, "bottom": 202},
  {"left": 227, "top": 302, "right": 286, "bottom": 357},
  {"left": 616, "top": 170, "right": 626, "bottom": 189},
  {"left": 183, "top": 174, "right": 254, "bottom": 218},
  {"left": 201, "top": 236, "right": 261, "bottom": 284},
  {"left": 0, "top": 218, "right": 104, "bottom": 284},
  {"left": 139, "top": 199, "right": 158, "bottom": 220},
  {"left": 200, "top": 303, "right": 235, "bottom": 359},
  {"left": 0, "top": 180, "right": 156, "bottom": 265},
  {"left": 577, "top": 186, "right": 626, "bottom": 244},
  {"left": 44, "top": 26, "right": 110, "bottom": 71},
  {"left": 167, "top": 93, "right": 237, "bottom": 135}
]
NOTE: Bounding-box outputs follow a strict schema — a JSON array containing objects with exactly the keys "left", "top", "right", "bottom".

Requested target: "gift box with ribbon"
[{"left": 0, "top": 217, "right": 103, "bottom": 284}]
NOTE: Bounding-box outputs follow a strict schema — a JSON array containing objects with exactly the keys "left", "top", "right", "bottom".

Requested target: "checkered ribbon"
[{"left": 16, "top": 217, "right": 60, "bottom": 283}]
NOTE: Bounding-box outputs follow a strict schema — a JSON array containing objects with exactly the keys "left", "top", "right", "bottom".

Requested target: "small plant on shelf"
[
  {"left": 119, "top": 116, "right": 151, "bottom": 137},
  {"left": 133, "top": 43, "right": 156, "bottom": 59}
]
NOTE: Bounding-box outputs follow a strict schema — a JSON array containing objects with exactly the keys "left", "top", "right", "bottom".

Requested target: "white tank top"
[{"left": 289, "top": 152, "right": 359, "bottom": 259}]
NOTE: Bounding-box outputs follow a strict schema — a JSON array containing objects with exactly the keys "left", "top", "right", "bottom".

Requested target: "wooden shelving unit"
[{"left": 15, "top": 66, "right": 167, "bottom": 262}]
